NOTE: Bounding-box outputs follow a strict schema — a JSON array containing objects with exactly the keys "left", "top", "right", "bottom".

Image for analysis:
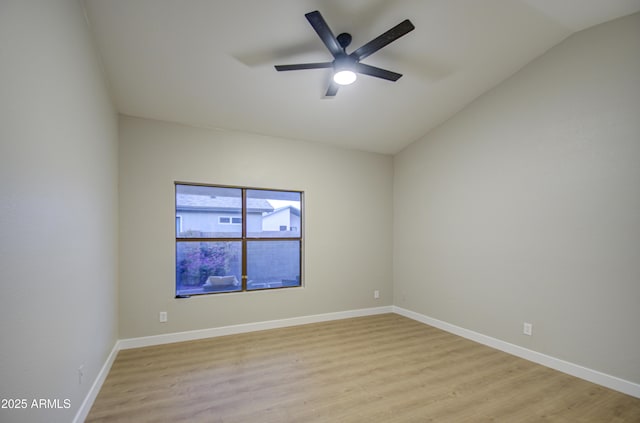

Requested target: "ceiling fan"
[{"left": 275, "top": 10, "right": 415, "bottom": 97}]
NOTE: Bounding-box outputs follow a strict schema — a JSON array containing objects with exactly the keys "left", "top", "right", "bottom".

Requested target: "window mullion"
[{"left": 241, "top": 189, "right": 247, "bottom": 291}]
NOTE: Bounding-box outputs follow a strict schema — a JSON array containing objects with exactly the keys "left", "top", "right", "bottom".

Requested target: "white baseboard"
[
  {"left": 75, "top": 306, "right": 391, "bottom": 419},
  {"left": 393, "top": 306, "right": 640, "bottom": 399},
  {"left": 72, "top": 341, "right": 120, "bottom": 423},
  {"left": 118, "top": 306, "right": 393, "bottom": 350},
  {"left": 76, "top": 303, "right": 638, "bottom": 419}
]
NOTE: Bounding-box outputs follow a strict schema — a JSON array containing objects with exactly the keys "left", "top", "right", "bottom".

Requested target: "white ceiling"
[{"left": 83, "top": 0, "right": 640, "bottom": 155}]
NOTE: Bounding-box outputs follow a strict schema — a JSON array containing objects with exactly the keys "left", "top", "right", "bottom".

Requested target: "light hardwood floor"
[{"left": 87, "top": 314, "right": 640, "bottom": 422}]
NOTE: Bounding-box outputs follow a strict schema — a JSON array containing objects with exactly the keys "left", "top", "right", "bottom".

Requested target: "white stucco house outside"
[
  {"left": 261, "top": 206, "right": 301, "bottom": 233},
  {"left": 176, "top": 194, "right": 273, "bottom": 237}
]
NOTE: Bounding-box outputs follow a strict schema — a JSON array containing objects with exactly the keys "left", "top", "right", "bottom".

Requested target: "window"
[
  {"left": 219, "top": 216, "right": 242, "bottom": 225},
  {"left": 175, "top": 216, "right": 182, "bottom": 236},
  {"left": 175, "top": 183, "right": 303, "bottom": 296}
]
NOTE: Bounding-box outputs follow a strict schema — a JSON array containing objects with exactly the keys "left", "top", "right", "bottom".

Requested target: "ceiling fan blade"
[
  {"left": 350, "top": 19, "right": 415, "bottom": 61},
  {"left": 355, "top": 63, "right": 402, "bottom": 81},
  {"left": 305, "top": 11, "right": 343, "bottom": 58},
  {"left": 275, "top": 62, "right": 333, "bottom": 71},
  {"left": 325, "top": 81, "right": 339, "bottom": 97}
]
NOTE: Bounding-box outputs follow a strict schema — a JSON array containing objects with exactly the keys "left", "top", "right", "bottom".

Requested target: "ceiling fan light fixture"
[
  {"left": 333, "top": 69, "right": 357, "bottom": 85},
  {"left": 274, "top": 11, "right": 415, "bottom": 96}
]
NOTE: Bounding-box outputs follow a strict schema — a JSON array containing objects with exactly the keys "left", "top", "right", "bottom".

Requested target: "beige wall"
[
  {"left": 2, "top": 2, "right": 638, "bottom": 419},
  {"left": 0, "top": 1, "right": 119, "bottom": 422},
  {"left": 394, "top": 13, "right": 640, "bottom": 384},
  {"left": 118, "top": 116, "right": 393, "bottom": 338}
]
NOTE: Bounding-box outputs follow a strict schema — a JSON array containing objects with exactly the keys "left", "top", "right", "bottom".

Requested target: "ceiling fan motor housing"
[{"left": 334, "top": 55, "right": 357, "bottom": 72}]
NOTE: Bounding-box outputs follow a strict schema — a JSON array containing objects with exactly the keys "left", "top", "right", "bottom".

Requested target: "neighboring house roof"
[
  {"left": 262, "top": 205, "right": 300, "bottom": 218},
  {"left": 176, "top": 194, "right": 273, "bottom": 213}
]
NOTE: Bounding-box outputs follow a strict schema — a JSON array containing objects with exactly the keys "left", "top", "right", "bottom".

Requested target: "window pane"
[
  {"left": 176, "top": 185, "right": 242, "bottom": 238},
  {"left": 176, "top": 241, "right": 242, "bottom": 295},
  {"left": 246, "top": 189, "right": 301, "bottom": 238},
  {"left": 246, "top": 241, "right": 300, "bottom": 290}
]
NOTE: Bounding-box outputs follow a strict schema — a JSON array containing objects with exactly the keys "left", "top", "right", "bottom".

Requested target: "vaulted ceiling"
[{"left": 83, "top": 0, "right": 640, "bottom": 154}]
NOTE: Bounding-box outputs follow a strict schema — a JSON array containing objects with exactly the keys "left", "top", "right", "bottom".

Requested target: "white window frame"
[{"left": 219, "top": 216, "right": 242, "bottom": 225}]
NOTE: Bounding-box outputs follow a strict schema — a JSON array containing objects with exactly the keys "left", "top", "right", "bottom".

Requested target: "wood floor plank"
[{"left": 86, "top": 314, "right": 640, "bottom": 422}]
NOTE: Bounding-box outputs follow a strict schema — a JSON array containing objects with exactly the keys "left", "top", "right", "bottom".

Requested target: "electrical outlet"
[
  {"left": 374, "top": 290, "right": 380, "bottom": 299},
  {"left": 523, "top": 322, "right": 533, "bottom": 336},
  {"left": 159, "top": 311, "right": 168, "bottom": 323}
]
